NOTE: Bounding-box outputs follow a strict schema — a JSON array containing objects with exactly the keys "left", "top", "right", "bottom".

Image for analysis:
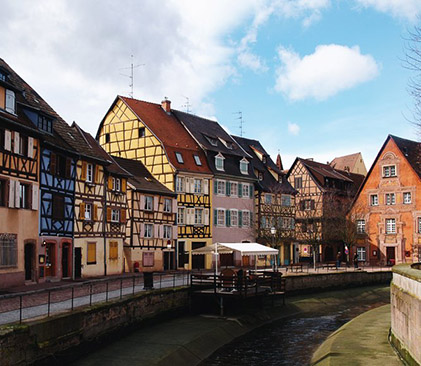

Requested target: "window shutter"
[
  {"left": 106, "top": 207, "right": 111, "bottom": 222},
  {"left": 204, "top": 209, "right": 209, "bottom": 225},
  {"left": 185, "top": 178, "right": 190, "bottom": 193},
  {"left": 121, "top": 178, "right": 127, "bottom": 193},
  {"left": 238, "top": 183, "right": 243, "bottom": 198},
  {"left": 250, "top": 212, "right": 253, "bottom": 227},
  {"left": 66, "top": 158, "right": 72, "bottom": 178},
  {"left": 8, "top": 180, "right": 15, "bottom": 208},
  {"left": 214, "top": 209, "right": 218, "bottom": 226},
  {"left": 79, "top": 202, "right": 85, "bottom": 220},
  {"left": 214, "top": 180, "right": 218, "bottom": 194},
  {"left": 239, "top": 210, "right": 243, "bottom": 227},
  {"left": 5, "top": 90, "right": 15, "bottom": 114},
  {"left": 190, "top": 179, "right": 195, "bottom": 194},
  {"left": 95, "top": 165, "right": 100, "bottom": 183},
  {"left": 108, "top": 177, "right": 113, "bottom": 190},
  {"left": 172, "top": 225, "right": 178, "bottom": 239},
  {"left": 300, "top": 200, "right": 305, "bottom": 210},
  {"left": 249, "top": 184, "right": 253, "bottom": 198},
  {"left": 14, "top": 180, "right": 20, "bottom": 208},
  {"left": 226, "top": 181, "right": 231, "bottom": 196},
  {"left": 203, "top": 179, "right": 209, "bottom": 194},
  {"left": 4, "top": 130, "right": 11, "bottom": 151},
  {"left": 188, "top": 208, "right": 194, "bottom": 225},
  {"left": 120, "top": 208, "right": 126, "bottom": 223},
  {"left": 28, "top": 137, "right": 34, "bottom": 159},
  {"left": 159, "top": 225, "right": 164, "bottom": 238},
  {"left": 81, "top": 161, "right": 87, "bottom": 181},
  {"left": 140, "top": 223, "right": 144, "bottom": 238},
  {"left": 13, "top": 132, "right": 20, "bottom": 154},
  {"left": 311, "top": 200, "right": 315, "bottom": 210},
  {"left": 172, "top": 198, "right": 177, "bottom": 213},
  {"left": 93, "top": 204, "right": 98, "bottom": 221},
  {"left": 31, "top": 183, "right": 39, "bottom": 210},
  {"left": 154, "top": 224, "right": 159, "bottom": 238},
  {"left": 226, "top": 210, "right": 231, "bottom": 227},
  {"left": 140, "top": 195, "right": 145, "bottom": 210},
  {"left": 153, "top": 197, "right": 158, "bottom": 211},
  {"left": 50, "top": 153, "right": 57, "bottom": 175}
]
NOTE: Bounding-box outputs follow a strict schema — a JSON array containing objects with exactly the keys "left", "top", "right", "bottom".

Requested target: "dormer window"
[
  {"left": 0, "top": 71, "right": 6, "bottom": 82},
  {"left": 38, "top": 114, "right": 53, "bottom": 133},
  {"left": 240, "top": 159, "right": 249, "bottom": 175},
  {"left": 262, "top": 156, "right": 267, "bottom": 164},
  {"left": 175, "top": 152, "right": 184, "bottom": 164},
  {"left": 215, "top": 153, "right": 225, "bottom": 171},
  {"left": 205, "top": 135, "right": 218, "bottom": 146},
  {"left": 219, "top": 138, "right": 233, "bottom": 149},
  {"left": 193, "top": 154, "right": 202, "bottom": 166},
  {"left": 258, "top": 172, "right": 263, "bottom": 181},
  {"left": 5, "top": 90, "right": 16, "bottom": 114}
]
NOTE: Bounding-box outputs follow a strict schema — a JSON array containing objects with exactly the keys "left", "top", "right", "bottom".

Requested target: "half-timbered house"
[
  {"left": 0, "top": 59, "right": 41, "bottom": 288},
  {"left": 96, "top": 97, "right": 213, "bottom": 270},
  {"left": 349, "top": 135, "right": 421, "bottom": 265},
  {"left": 233, "top": 136, "right": 297, "bottom": 265},
  {"left": 173, "top": 111, "right": 257, "bottom": 268},
  {"left": 114, "top": 157, "right": 177, "bottom": 272},
  {"left": 287, "top": 158, "right": 364, "bottom": 263}
]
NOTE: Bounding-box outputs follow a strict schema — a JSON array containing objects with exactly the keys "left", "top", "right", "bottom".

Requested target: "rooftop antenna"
[
  {"left": 181, "top": 96, "right": 192, "bottom": 113},
  {"left": 233, "top": 111, "right": 244, "bottom": 137},
  {"left": 119, "top": 55, "right": 145, "bottom": 98}
]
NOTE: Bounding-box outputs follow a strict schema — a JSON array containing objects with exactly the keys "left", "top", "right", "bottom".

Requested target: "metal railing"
[{"left": 0, "top": 271, "right": 190, "bottom": 326}]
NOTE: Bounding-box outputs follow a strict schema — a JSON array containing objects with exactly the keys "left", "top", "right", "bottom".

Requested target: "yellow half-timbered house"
[{"left": 97, "top": 97, "right": 213, "bottom": 269}]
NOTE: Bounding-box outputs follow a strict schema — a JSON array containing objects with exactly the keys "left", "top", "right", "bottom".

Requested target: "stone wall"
[
  {"left": 0, "top": 288, "right": 189, "bottom": 366},
  {"left": 390, "top": 264, "right": 421, "bottom": 366}
]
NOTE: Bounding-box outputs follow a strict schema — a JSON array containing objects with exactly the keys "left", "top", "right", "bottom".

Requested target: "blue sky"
[{"left": 1, "top": 0, "right": 421, "bottom": 169}]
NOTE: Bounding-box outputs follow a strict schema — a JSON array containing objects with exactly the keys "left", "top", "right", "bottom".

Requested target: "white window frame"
[
  {"left": 217, "top": 209, "right": 225, "bottom": 227},
  {"left": 176, "top": 176, "right": 184, "bottom": 193},
  {"left": 403, "top": 192, "right": 412, "bottom": 204},
  {"left": 356, "top": 219, "right": 365, "bottom": 234},
  {"left": 418, "top": 217, "right": 421, "bottom": 234},
  {"left": 144, "top": 223, "right": 153, "bottom": 238},
  {"left": 175, "top": 152, "right": 184, "bottom": 164},
  {"left": 230, "top": 209, "right": 238, "bottom": 227},
  {"left": 86, "top": 163, "right": 94, "bottom": 183},
  {"left": 357, "top": 247, "right": 366, "bottom": 261},
  {"left": 383, "top": 165, "right": 396, "bottom": 178},
  {"left": 370, "top": 194, "right": 378, "bottom": 206},
  {"left": 385, "top": 193, "right": 395, "bottom": 205},
  {"left": 5, "top": 90, "right": 16, "bottom": 114},
  {"left": 112, "top": 177, "right": 121, "bottom": 192},
  {"left": 215, "top": 155, "right": 224, "bottom": 171},
  {"left": 386, "top": 218, "right": 396, "bottom": 234},
  {"left": 177, "top": 207, "right": 185, "bottom": 225},
  {"left": 85, "top": 203, "right": 92, "bottom": 220},
  {"left": 230, "top": 182, "right": 238, "bottom": 197},
  {"left": 240, "top": 159, "right": 249, "bottom": 174},
  {"left": 194, "top": 208, "right": 203, "bottom": 225},
  {"left": 242, "top": 210, "right": 250, "bottom": 227},
  {"left": 217, "top": 180, "right": 226, "bottom": 195},
  {"left": 163, "top": 225, "right": 172, "bottom": 239},
  {"left": 144, "top": 196, "right": 153, "bottom": 211},
  {"left": 164, "top": 198, "right": 172, "bottom": 213},
  {"left": 194, "top": 179, "right": 202, "bottom": 194},
  {"left": 193, "top": 155, "right": 202, "bottom": 166},
  {"left": 242, "top": 183, "right": 250, "bottom": 198},
  {"left": 111, "top": 208, "right": 119, "bottom": 223}
]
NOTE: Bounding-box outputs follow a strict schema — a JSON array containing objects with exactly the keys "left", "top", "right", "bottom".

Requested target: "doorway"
[
  {"left": 45, "top": 243, "right": 56, "bottom": 277},
  {"left": 164, "top": 251, "right": 174, "bottom": 270},
  {"left": 24, "top": 243, "right": 34, "bottom": 281},
  {"left": 62, "top": 243, "right": 71, "bottom": 278},
  {"left": 74, "top": 247, "right": 82, "bottom": 279},
  {"left": 192, "top": 242, "right": 205, "bottom": 269},
  {"left": 386, "top": 247, "right": 396, "bottom": 266}
]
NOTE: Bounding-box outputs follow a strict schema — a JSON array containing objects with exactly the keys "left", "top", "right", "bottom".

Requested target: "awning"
[{"left": 191, "top": 242, "right": 278, "bottom": 256}]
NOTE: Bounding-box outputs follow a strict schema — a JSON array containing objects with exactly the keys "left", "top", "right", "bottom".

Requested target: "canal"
[{"left": 66, "top": 285, "right": 390, "bottom": 366}]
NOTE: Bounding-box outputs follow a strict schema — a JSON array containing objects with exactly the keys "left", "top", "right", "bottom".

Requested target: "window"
[
  {"left": 177, "top": 207, "right": 185, "bottom": 225},
  {"left": 38, "top": 115, "right": 53, "bottom": 133},
  {"left": 175, "top": 152, "right": 184, "bottom": 164},
  {"left": 113, "top": 177, "right": 121, "bottom": 192},
  {"left": 5, "top": 90, "right": 16, "bottom": 114},
  {"left": 240, "top": 160, "right": 249, "bottom": 174},
  {"left": 144, "top": 196, "right": 153, "bottom": 211},
  {"left": 294, "top": 177, "right": 302, "bottom": 189},
  {"left": 242, "top": 183, "right": 250, "bottom": 198},
  {"left": 258, "top": 172, "right": 263, "bottom": 181},
  {"left": 163, "top": 225, "right": 172, "bottom": 239},
  {"left": 281, "top": 195, "right": 291, "bottom": 207},
  {"left": 230, "top": 210, "right": 238, "bottom": 226},
  {"left": 138, "top": 127, "right": 145, "bottom": 137},
  {"left": 18, "top": 134, "right": 28, "bottom": 156},
  {"left": 383, "top": 165, "right": 396, "bottom": 177},
  {"left": 111, "top": 209, "right": 120, "bottom": 222},
  {"left": 176, "top": 176, "right": 184, "bottom": 192},
  {"left": 19, "top": 183, "right": 30, "bottom": 209},
  {"left": 194, "top": 179, "right": 202, "bottom": 194},
  {"left": 230, "top": 182, "right": 238, "bottom": 196},
  {"left": 217, "top": 209, "right": 225, "bottom": 226},
  {"left": 86, "top": 164, "right": 94, "bottom": 183},
  {"left": 403, "top": 192, "right": 412, "bottom": 204},
  {"left": 385, "top": 193, "right": 395, "bottom": 205},
  {"left": 386, "top": 218, "right": 396, "bottom": 234},
  {"left": 0, "top": 70, "right": 6, "bottom": 82},
  {"left": 301, "top": 199, "right": 314, "bottom": 211},
  {"left": 85, "top": 203, "right": 92, "bottom": 221},
  {"left": 265, "top": 194, "right": 272, "bottom": 205},
  {"left": 52, "top": 194, "right": 65, "bottom": 220},
  {"left": 195, "top": 208, "right": 203, "bottom": 225},
  {"left": 143, "top": 252, "right": 154, "bottom": 267},
  {"left": 217, "top": 180, "right": 226, "bottom": 195},
  {"left": 356, "top": 220, "right": 365, "bottom": 234},
  {"left": 357, "top": 247, "right": 366, "bottom": 261},
  {"left": 144, "top": 224, "right": 153, "bottom": 238},
  {"left": 0, "top": 179, "right": 6, "bottom": 207},
  {"left": 242, "top": 211, "right": 250, "bottom": 227},
  {"left": 205, "top": 135, "right": 218, "bottom": 146},
  {"left": 418, "top": 218, "right": 421, "bottom": 234},
  {"left": 215, "top": 155, "right": 224, "bottom": 171},
  {"left": 193, "top": 155, "right": 202, "bottom": 166},
  {"left": 370, "top": 194, "right": 378, "bottom": 206},
  {"left": 0, "top": 234, "right": 17, "bottom": 267},
  {"left": 105, "top": 133, "right": 110, "bottom": 143},
  {"left": 87, "top": 242, "right": 96, "bottom": 264},
  {"left": 109, "top": 241, "right": 118, "bottom": 260},
  {"left": 164, "top": 198, "right": 172, "bottom": 213}
]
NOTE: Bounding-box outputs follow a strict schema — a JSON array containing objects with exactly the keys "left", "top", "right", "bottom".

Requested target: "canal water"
[{"left": 200, "top": 300, "right": 388, "bottom": 366}]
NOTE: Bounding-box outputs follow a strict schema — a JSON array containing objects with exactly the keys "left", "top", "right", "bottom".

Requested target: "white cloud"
[
  {"left": 354, "top": 0, "right": 421, "bottom": 22},
  {"left": 238, "top": 51, "right": 268, "bottom": 72},
  {"left": 288, "top": 121, "right": 300, "bottom": 135},
  {"left": 274, "top": 44, "right": 380, "bottom": 101}
]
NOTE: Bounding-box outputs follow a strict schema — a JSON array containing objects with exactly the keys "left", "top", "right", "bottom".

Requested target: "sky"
[{"left": 1, "top": 0, "right": 421, "bottom": 170}]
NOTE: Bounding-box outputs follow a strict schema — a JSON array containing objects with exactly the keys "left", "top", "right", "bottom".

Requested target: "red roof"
[{"left": 120, "top": 97, "right": 212, "bottom": 175}]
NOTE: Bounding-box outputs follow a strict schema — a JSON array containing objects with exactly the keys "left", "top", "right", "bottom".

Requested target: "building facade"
[{"left": 349, "top": 135, "right": 421, "bottom": 265}]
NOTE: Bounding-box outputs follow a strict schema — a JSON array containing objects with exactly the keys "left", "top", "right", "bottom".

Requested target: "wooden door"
[
  {"left": 74, "top": 248, "right": 82, "bottom": 278},
  {"left": 386, "top": 247, "right": 396, "bottom": 266},
  {"left": 45, "top": 243, "right": 56, "bottom": 277}
]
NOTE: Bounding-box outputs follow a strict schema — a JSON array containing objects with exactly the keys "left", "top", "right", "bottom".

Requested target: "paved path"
[{"left": 311, "top": 304, "right": 402, "bottom": 365}]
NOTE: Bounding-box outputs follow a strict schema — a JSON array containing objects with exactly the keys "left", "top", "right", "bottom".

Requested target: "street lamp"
[
  {"left": 167, "top": 242, "right": 171, "bottom": 271},
  {"left": 271, "top": 226, "right": 276, "bottom": 270}
]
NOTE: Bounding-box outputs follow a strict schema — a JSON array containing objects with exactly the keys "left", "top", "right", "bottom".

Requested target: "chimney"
[{"left": 161, "top": 98, "right": 171, "bottom": 113}]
